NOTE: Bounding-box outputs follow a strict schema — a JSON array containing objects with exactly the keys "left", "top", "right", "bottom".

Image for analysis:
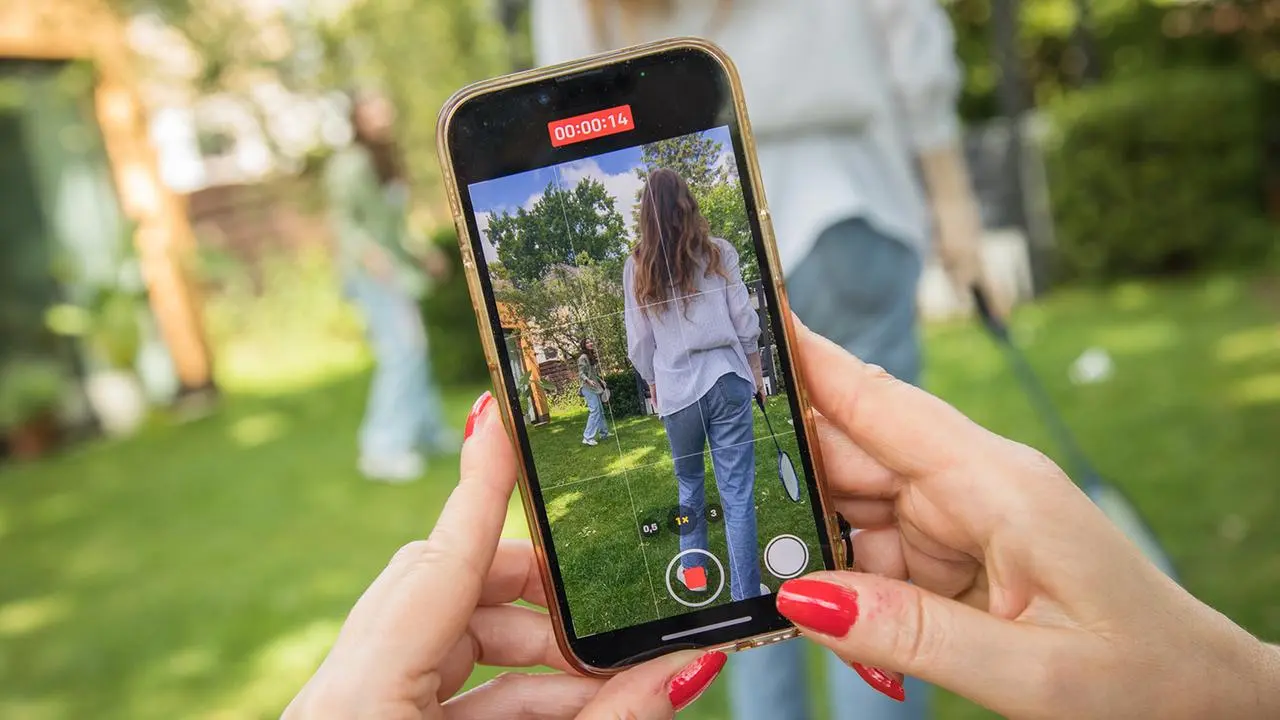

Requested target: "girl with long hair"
[
  {"left": 624, "top": 168, "right": 767, "bottom": 603},
  {"left": 324, "top": 90, "right": 453, "bottom": 483},
  {"left": 532, "top": 0, "right": 999, "bottom": 716},
  {"left": 577, "top": 337, "right": 610, "bottom": 445}
]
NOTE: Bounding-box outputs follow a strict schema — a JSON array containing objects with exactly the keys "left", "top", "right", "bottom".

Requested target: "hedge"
[
  {"left": 603, "top": 371, "right": 647, "bottom": 419},
  {"left": 1045, "top": 68, "right": 1276, "bottom": 282},
  {"left": 419, "top": 228, "right": 489, "bottom": 386}
]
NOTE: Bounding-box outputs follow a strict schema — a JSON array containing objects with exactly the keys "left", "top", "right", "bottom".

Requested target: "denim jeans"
[
  {"left": 728, "top": 219, "right": 927, "bottom": 720},
  {"left": 662, "top": 373, "right": 762, "bottom": 602},
  {"left": 582, "top": 387, "right": 609, "bottom": 441},
  {"left": 345, "top": 272, "right": 450, "bottom": 460}
]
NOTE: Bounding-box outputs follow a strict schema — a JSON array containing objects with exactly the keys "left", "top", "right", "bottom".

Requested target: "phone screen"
[{"left": 444, "top": 46, "right": 833, "bottom": 667}]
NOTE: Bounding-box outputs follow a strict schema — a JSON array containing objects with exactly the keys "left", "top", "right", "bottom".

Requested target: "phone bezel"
[{"left": 436, "top": 38, "right": 844, "bottom": 675}]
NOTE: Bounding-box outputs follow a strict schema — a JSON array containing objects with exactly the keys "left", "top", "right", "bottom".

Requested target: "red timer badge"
[{"left": 548, "top": 105, "right": 634, "bottom": 147}]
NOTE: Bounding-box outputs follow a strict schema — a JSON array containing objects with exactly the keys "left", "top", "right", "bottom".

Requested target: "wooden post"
[{"left": 0, "top": 0, "right": 215, "bottom": 393}]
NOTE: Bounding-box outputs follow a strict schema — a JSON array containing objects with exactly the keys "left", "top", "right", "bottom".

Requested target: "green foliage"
[
  {"left": 0, "top": 358, "right": 67, "bottom": 430},
  {"left": 420, "top": 228, "right": 489, "bottom": 385},
  {"left": 1045, "top": 68, "right": 1274, "bottom": 281},
  {"left": 492, "top": 178, "right": 629, "bottom": 288},
  {"left": 697, "top": 178, "right": 759, "bottom": 279},
  {"left": 945, "top": 0, "right": 1278, "bottom": 122},
  {"left": 496, "top": 258, "right": 628, "bottom": 375},
  {"left": 635, "top": 133, "right": 755, "bottom": 277},
  {"left": 601, "top": 370, "right": 645, "bottom": 418},
  {"left": 636, "top": 134, "right": 723, "bottom": 192}
]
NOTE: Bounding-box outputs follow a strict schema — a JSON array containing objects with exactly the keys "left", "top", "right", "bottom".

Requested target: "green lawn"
[
  {"left": 529, "top": 396, "right": 821, "bottom": 636},
  {"left": 1, "top": 274, "right": 1278, "bottom": 719}
]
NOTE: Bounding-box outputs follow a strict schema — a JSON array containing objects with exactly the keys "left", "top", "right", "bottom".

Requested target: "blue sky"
[{"left": 467, "top": 126, "right": 734, "bottom": 261}]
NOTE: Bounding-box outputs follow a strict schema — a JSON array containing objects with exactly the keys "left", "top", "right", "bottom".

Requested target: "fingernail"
[
  {"left": 852, "top": 662, "right": 906, "bottom": 702},
  {"left": 776, "top": 578, "right": 859, "bottom": 637},
  {"left": 668, "top": 650, "right": 727, "bottom": 712},
  {"left": 463, "top": 391, "right": 494, "bottom": 441}
]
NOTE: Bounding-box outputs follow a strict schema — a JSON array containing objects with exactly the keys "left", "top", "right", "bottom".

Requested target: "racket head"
[
  {"left": 778, "top": 451, "right": 803, "bottom": 503},
  {"left": 1086, "top": 481, "right": 1178, "bottom": 581}
]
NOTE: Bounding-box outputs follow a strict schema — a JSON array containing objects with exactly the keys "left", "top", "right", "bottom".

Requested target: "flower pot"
[
  {"left": 7, "top": 414, "right": 59, "bottom": 461},
  {"left": 85, "top": 369, "right": 148, "bottom": 438}
]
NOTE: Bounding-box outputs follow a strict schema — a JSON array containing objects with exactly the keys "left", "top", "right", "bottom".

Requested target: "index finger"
[
  {"left": 794, "top": 318, "right": 981, "bottom": 477},
  {"left": 364, "top": 392, "right": 519, "bottom": 666}
]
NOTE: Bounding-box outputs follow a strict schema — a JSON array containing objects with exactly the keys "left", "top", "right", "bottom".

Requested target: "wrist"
[{"left": 1194, "top": 631, "right": 1280, "bottom": 719}]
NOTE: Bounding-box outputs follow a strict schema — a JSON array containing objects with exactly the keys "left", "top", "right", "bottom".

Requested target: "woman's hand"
[
  {"left": 285, "top": 392, "right": 728, "bottom": 719},
  {"left": 778, "top": 321, "right": 1280, "bottom": 719}
]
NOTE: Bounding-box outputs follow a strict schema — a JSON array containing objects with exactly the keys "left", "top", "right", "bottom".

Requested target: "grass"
[
  {"left": 0, "top": 273, "right": 1278, "bottom": 719},
  {"left": 528, "top": 396, "right": 822, "bottom": 636}
]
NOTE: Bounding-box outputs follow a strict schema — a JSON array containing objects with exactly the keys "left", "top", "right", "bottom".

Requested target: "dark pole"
[
  {"left": 990, "top": 0, "right": 1050, "bottom": 294},
  {"left": 1070, "top": 0, "right": 1104, "bottom": 86}
]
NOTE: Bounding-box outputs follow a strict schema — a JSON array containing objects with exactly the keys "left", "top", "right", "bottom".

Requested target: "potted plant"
[
  {"left": 0, "top": 358, "right": 67, "bottom": 460},
  {"left": 47, "top": 223, "right": 153, "bottom": 438}
]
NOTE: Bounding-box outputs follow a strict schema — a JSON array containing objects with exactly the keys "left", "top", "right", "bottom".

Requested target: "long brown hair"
[
  {"left": 349, "top": 92, "right": 405, "bottom": 187},
  {"left": 632, "top": 168, "right": 726, "bottom": 312}
]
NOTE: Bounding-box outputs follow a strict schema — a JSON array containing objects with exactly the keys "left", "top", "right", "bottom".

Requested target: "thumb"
[
  {"left": 576, "top": 650, "right": 727, "bottom": 719},
  {"left": 776, "top": 573, "right": 1072, "bottom": 714}
]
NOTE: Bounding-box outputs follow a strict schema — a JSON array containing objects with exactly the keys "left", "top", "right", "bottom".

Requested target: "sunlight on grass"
[
  {"left": 546, "top": 490, "right": 583, "bottom": 523},
  {"left": 1200, "top": 275, "right": 1242, "bottom": 309},
  {"left": 1215, "top": 326, "right": 1280, "bottom": 365},
  {"left": 199, "top": 619, "right": 342, "bottom": 719},
  {"left": 502, "top": 496, "right": 531, "bottom": 538},
  {"left": 1094, "top": 319, "right": 1180, "bottom": 355},
  {"left": 1227, "top": 372, "right": 1280, "bottom": 406},
  {"left": 607, "top": 446, "right": 657, "bottom": 474},
  {"left": 0, "top": 595, "right": 71, "bottom": 637},
  {"left": 0, "top": 699, "right": 68, "bottom": 720},
  {"left": 217, "top": 342, "right": 370, "bottom": 395},
  {"left": 161, "top": 646, "right": 218, "bottom": 681},
  {"left": 31, "top": 492, "right": 83, "bottom": 526},
  {"left": 1110, "top": 281, "right": 1153, "bottom": 311},
  {"left": 228, "top": 411, "right": 290, "bottom": 448}
]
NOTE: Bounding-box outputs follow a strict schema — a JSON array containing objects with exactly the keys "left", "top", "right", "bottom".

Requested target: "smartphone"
[{"left": 437, "top": 38, "right": 843, "bottom": 674}]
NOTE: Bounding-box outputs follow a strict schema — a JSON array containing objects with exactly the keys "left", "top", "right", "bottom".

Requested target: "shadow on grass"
[{"left": 0, "top": 367, "right": 484, "bottom": 719}]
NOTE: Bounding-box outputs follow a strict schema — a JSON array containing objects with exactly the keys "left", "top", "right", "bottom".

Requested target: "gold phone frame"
[{"left": 436, "top": 37, "right": 846, "bottom": 677}]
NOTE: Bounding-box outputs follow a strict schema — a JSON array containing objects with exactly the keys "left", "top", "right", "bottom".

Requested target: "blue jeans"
[
  {"left": 345, "top": 272, "right": 450, "bottom": 460},
  {"left": 662, "top": 373, "right": 762, "bottom": 602},
  {"left": 582, "top": 388, "right": 609, "bottom": 441},
  {"left": 728, "top": 219, "right": 927, "bottom": 720}
]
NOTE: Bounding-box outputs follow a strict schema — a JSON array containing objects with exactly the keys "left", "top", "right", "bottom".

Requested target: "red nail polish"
[
  {"left": 463, "top": 391, "right": 494, "bottom": 441},
  {"left": 668, "top": 651, "right": 727, "bottom": 712},
  {"left": 776, "top": 578, "right": 859, "bottom": 637},
  {"left": 852, "top": 662, "right": 906, "bottom": 702}
]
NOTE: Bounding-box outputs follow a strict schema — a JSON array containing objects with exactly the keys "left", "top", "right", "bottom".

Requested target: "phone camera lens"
[{"left": 537, "top": 92, "right": 550, "bottom": 106}]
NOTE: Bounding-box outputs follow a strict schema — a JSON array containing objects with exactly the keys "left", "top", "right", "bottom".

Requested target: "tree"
[
  {"left": 698, "top": 178, "right": 758, "bottom": 280},
  {"left": 492, "top": 177, "right": 628, "bottom": 288},
  {"left": 635, "top": 133, "right": 723, "bottom": 195},
  {"left": 495, "top": 257, "right": 628, "bottom": 375}
]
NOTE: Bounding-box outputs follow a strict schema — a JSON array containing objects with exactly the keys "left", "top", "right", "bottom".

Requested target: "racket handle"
[{"left": 971, "top": 285, "right": 1009, "bottom": 340}]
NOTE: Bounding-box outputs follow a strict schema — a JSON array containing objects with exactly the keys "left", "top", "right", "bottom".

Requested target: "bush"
[
  {"left": 420, "top": 228, "right": 489, "bottom": 386},
  {"left": 603, "top": 371, "right": 647, "bottom": 419},
  {"left": 1045, "top": 69, "right": 1276, "bottom": 281}
]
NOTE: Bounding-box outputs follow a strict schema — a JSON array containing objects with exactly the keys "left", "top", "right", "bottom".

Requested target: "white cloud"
[
  {"left": 558, "top": 159, "right": 645, "bottom": 241},
  {"left": 475, "top": 211, "right": 498, "bottom": 262},
  {"left": 474, "top": 190, "right": 544, "bottom": 262}
]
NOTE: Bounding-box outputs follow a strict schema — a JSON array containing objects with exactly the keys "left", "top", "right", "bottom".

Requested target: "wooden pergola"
[{"left": 0, "top": 0, "right": 213, "bottom": 393}]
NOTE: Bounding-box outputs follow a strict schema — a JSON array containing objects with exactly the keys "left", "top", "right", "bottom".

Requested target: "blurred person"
[
  {"left": 532, "top": 0, "right": 998, "bottom": 717},
  {"left": 578, "top": 337, "right": 612, "bottom": 446},
  {"left": 624, "top": 169, "right": 768, "bottom": 602},
  {"left": 286, "top": 329, "right": 1280, "bottom": 719},
  {"left": 324, "top": 90, "right": 454, "bottom": 483}
]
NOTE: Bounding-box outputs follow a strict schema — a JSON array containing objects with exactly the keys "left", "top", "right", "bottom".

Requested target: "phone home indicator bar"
[{"left": 660, "top": 615, "right": 753, "bottom": 642}]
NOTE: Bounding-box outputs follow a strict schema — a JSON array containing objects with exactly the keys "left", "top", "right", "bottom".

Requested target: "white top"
[
  {"left": 531, "top": 0, "right": 964, "bottom": 274},
  {"left": 623, "top": 238, "right": 761, "bottom": 417}
]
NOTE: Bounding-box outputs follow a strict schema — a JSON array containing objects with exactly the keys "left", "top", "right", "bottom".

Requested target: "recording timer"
[{"left": 548, "top": 105, "right": 634, "bottom": 147}]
